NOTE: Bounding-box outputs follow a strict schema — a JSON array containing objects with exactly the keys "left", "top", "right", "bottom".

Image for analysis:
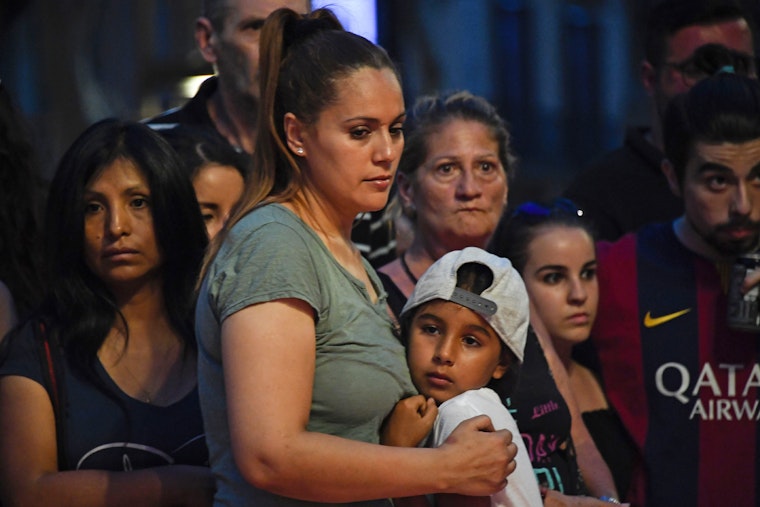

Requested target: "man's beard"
[{"left": 698, "top": 216, "right": 760, "bottom": 256}]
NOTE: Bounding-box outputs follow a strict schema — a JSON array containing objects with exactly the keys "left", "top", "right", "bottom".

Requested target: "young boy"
[{"left": 385, "top": 247, "right": 543, "bottom": 507}]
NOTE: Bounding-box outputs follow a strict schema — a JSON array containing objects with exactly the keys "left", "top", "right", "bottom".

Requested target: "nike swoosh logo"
[{"left": 643, "top": 308, "right": 692, "bottom": 328}]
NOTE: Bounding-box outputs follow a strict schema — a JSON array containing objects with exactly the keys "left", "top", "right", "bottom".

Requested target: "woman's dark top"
[
  {"left": 582, "top": 404, "right": 636, "bottom": 499},
  {"left": 377, "top": 270, "right": 407, "bottom": 320},
  {"left": 0, "top": 320, "right": 208, "bottom": 471}
]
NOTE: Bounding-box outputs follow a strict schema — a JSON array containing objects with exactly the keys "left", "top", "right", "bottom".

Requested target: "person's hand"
[
  {"left": 381, "top": 395, "right": 437, "bottom": 447},
  {"left": 541, "top": 487, "right": 630, "bottom": 507},
  {"left": 741, "top": 268, "right": 760, "bottom": 294},
  {"left": 158, "top": 464, "right": 215, "bottom": 506},
  {"left": 436, "top": 415, "right": 517, "bottom": 496}
]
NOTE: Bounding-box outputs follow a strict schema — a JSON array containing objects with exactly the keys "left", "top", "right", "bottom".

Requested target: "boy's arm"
[
  {"left": 383, "top": 397, "right": 492, "bottom": 507},
  {"left": 381, "top": 395, "right": 438, "bottom": 507},
  {"left": 380, "top": 395, "right": 437, "bottom": 448}
]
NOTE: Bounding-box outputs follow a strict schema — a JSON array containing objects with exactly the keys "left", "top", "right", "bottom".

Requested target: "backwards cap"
[{"left": 400, "top": 247, "right": 529, "bottom": 362}]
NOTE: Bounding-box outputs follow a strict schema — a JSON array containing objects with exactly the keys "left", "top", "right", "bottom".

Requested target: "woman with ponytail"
[{"left": 195, "top": 8, "right": 517, "bottom": 507}]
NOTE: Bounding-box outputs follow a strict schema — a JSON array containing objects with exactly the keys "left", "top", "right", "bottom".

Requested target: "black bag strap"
[{"left": 33, "top": 319, "right": 69, "bottom": 470}]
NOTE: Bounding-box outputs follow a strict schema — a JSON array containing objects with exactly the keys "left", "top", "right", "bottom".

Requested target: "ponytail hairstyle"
[{"left": 201, "top": 7, "right": 402, "bottom": 278}]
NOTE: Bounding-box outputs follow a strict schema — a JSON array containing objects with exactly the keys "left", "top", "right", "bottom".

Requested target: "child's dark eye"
[
  {"left": 462, "top": 336, "right": 481, "bottom": 347},
  {"left": 421, "top": 325, "right": 440, "bottom": 335}
]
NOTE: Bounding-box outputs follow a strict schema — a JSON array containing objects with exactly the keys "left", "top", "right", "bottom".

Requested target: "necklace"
[
  {"left": 400, "top": 252, "right": 418, "bottom": 284},
  {"left": 106, "top": 338, "right": 181, "bottom": 405},
  {"left": 119, "top": 362, "right": 155, "bottom": 404}
]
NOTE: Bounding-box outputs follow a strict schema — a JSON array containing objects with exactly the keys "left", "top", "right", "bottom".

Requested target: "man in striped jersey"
[{"left": 589, "top": 72, "right": 760, "bottom": 506}]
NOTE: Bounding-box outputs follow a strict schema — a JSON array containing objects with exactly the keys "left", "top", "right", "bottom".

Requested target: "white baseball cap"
[{"left": 400, "top": 247, "right": 529, "bottom": 362}]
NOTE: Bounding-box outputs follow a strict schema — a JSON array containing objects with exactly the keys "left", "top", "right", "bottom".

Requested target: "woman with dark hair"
[
  {"left": 161, "top": 125, "right": 250, "bottom": 239},
  {"left": 490, "top": 198, "right": 636, "bottom": 501},
  {"left": 0, "top": 82, "right": 44, "bottom": 339},
  {"left": 195, "top": 8, "right": 516, "bottom": 507},
  {"left": 0, "top": 119, "right": 213, "bottom": 506}
]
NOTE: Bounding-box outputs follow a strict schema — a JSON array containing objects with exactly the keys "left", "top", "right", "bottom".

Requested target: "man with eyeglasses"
[
  {"left": 564, "top": 0, "right": 755, "bottom": 242},
  {"left": 662, "top": 42, "right": 757, "bottom": 88}
]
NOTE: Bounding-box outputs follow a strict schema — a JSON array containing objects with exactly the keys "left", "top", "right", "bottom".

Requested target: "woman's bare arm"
[
  {"left": 0, "top": 376, "right": 214, "bottom": 507},
  {"left": 223, "top": 298, "right": 517, "bottom": 502}
]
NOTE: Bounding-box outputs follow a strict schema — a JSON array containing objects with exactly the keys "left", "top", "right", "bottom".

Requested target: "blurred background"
[{"left": 2, "top": 0, "right": 759, "bottom": 204}]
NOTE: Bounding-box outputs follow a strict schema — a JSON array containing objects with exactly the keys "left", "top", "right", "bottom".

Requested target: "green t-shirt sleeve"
[{"left": 207, "top": 217, "right": 322, "bottom": 324}]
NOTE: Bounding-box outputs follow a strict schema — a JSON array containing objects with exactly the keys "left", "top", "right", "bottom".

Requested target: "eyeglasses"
[
  {"left": 511, "top": 197, "right": 583, "bottom": 221},
  {"left": 662, "top": 58, "right": 711, "bottom": 88},
  {"left": 662, "top": 45, "right": 759, "bottom": 88}
]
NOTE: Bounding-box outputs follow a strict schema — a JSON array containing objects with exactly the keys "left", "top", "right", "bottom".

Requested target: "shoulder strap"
[{"left": 33, "top": 320, "right": 69, "bottom": 470}]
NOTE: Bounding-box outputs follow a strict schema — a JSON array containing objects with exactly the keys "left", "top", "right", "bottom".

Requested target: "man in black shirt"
[{"left": 145, "top": 0, "right": 309, "bottom": 155}]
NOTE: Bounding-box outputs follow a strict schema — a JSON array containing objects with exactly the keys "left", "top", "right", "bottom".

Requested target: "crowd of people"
[{"left": 0, "top": 0, "right": 759, "bottom": 506}]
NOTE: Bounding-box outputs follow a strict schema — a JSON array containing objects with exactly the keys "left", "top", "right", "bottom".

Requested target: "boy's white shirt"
[{"left": 430, "top": 387, "right": 543, "bottom": 507}]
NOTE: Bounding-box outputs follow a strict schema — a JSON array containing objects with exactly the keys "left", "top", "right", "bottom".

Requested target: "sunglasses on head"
[{"left": 511, "top": 198, "right": 583, "bottom": 221}]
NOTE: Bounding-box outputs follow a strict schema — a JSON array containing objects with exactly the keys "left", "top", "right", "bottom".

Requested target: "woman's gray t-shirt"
[{"left": 195, "top": 203, "right": 416, "bottom": 507}]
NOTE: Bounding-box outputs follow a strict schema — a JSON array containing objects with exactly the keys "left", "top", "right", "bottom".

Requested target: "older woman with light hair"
[{"left": 378, "top": 90, "right": 621, "bottom": 506}]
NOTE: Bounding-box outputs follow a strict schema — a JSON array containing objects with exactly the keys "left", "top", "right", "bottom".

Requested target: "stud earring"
[{"left": 296, "top": 147, "right": 304, "bottom": 155}]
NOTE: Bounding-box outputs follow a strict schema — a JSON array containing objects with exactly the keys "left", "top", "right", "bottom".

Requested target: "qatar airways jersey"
[{"left": 591, "top": 222, "right": 760, "bottom": 506}]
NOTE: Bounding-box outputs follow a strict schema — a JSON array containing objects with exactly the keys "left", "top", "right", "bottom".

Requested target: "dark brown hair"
[
  {"left": 663, "top": 73, "right": 760, "bottom": 184},
  {"left": 644, "top": 0, "right": 752, "bottom": 70}
]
